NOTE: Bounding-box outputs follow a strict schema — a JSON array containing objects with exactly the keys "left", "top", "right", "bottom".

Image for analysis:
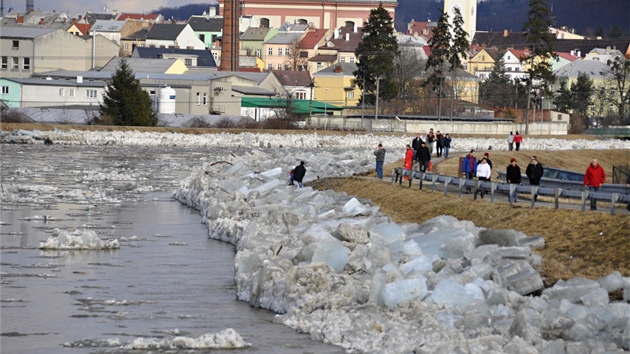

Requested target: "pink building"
[{"left": 218, "top": 0, "right": 397, "bottom": 29}]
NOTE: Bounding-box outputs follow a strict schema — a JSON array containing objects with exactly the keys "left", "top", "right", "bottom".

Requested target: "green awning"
[{"left": 241, "top": 97, "right": 342, "bottom": 114}]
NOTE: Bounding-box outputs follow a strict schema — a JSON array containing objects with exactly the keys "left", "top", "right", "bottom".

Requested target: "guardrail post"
[
  {"left": 554, "top": 188, "right": 561, "bottom": 209},
  {"left": 611, "top": 193, "right": 619, "bottom": 215},
  {"left": 473, "top": 180, "right": 481, "bottom": 200},
  {"left": 417, "top": 171, "right": 423, "bottom": 189},
  {"left": 443, "top": 176, "right": 451, "bottom": 196},
  {"left": 431, "top": 173, "right": 439, "bottom": 192},
  {"left": 509, "top": 184, "right": 516, "bottom": 206},
  {"left": 391, "top": 168, "right": 397, "bottom": 183},
  {"left": 458, "top": 179, "right": 466, "bottom": 197},
  {"left": 580, "top": 190, "right": 588, "bottom": 212},
  {"left": 530, "top": 186, "right": 538, "bottom": 208},
  {"left": 490, "top": 182, "right": 497, "bottom": 202}
]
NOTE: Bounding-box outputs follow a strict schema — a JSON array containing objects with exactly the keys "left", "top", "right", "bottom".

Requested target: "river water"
[{"left": 0, "top": 144, "right": 345, "bottom": 354}]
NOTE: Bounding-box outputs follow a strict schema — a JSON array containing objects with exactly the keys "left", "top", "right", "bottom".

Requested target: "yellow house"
[
  {"left": 467, "top": 47, "right": 499, "bottom": 80},
  {"left": 312, "top": 63, "right": 361, "bottom": 110}
]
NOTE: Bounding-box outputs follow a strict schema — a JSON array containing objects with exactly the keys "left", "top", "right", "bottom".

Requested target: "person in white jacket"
[{"left": 475, "top": 157, "right": 492, "bottom": 199}]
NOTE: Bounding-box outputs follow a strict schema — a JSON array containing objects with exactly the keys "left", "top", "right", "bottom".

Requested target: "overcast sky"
[{"left": 2, "top": 0, "right": 216, "bottom": 17}]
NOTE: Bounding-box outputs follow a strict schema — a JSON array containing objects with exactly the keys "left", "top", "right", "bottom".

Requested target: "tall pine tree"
[
  {"left": 354, "top": 4, "right": 399, "bottom": 106},
  {"left": 99, "top": 58, "right": 158, "bottom": 126},
  {"left": 424, "top": 10, "right": 451, "bottom": 118}
]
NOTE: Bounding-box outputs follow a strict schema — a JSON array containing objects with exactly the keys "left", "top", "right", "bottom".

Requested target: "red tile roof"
[
  {"left": 298, "top": 28, "right": 329, "bottom": 49},
  {"left": 117, "top": 13, "right": 160, "bottom": 21},
  {"left": 555, "top": 52, "right": 579, "bottom": 62}
]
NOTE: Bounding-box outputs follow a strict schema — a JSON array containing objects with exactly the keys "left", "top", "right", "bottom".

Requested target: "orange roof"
[
  {"left": 555, "top": 52, "right": 579, "bottom": 62},
  {"left": 298, "top": 28, "right": 329, "bottom": 49},
  {"left": 72, "top": 21, "right": 91, "bottom": 35},
  {"left": 507, "top": 49, "right": 531, "bottom": 60}
]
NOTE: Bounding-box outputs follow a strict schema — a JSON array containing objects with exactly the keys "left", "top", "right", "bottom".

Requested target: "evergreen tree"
[
  {"left": 480, "top": 54, "right": 524, "bottom": 109},
  {"left": 353, "top": 4, "right": 399, "bottom": 106},
  {"left": 99, "top": 58, "right": 158, "bottom": 126},
  {"left": 553, "top": 80, "right": 572, "bottom": 112},
  {"left": 447, "top": 6, "right": 470, "bottom": 117},
  {"left": 570, "top": 73, "right": 594, "bottom": 118},
  {"left": 609, "top": 24, "right": 622, "bottom": 38},
  {"left": 522, "top": 0, "right": 557, "bottom": 87},
  {"left": 424, "top": 10, "right": 451, "bottom": 117}
]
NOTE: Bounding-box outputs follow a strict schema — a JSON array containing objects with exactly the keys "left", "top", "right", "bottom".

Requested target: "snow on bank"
[
  {"left": 174, "top": 153, "right": 629, "bottom": 353},
  {"left": 3, "top": 128, "right": 630, "bottom": 153},
  {"left": 39, "top": 228, "right": 120, "bottom": 250}
]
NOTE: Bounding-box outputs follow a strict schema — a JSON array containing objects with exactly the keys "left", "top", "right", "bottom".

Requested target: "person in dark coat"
[
  {"left": 411, "top": 133, "right": 424, "bottom": 160},
  {"left": 525, "top": 156, "right": 543, "bottom": 200},
  {"left": 461, "top": 150, "right": 477, "bottom": 193},
  {"left": 416, "top": 142, "right": 431, "bottom": 172},
  {"left": 442, "top": 134, "right": 452, "bottom": 158},
  {"left": 292, "top": 161, "right": 306, "bottom": 188},
  {"left": 435, "top": 131, "right": 444, "bottom": 157},
  {"left": 506, "top": 158, "right": 522, "bottom": 202}
]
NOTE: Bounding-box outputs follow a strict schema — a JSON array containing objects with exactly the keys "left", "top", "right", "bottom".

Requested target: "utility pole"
[
  {"left": 525, "top": 73, "right": 531, "bottom": 134},
  {"left": 375, "top": 76, "right": 380, "bottom": 120}
]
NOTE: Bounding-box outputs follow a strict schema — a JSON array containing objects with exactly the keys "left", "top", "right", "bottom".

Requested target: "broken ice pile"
[{"left": 173, "top": 155, "right": 629, "bottom": 354}]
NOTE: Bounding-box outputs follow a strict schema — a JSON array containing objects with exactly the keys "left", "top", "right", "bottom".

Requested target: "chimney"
[
  {"left": 345, "top": 33, "right": 349, "bottom": 41},
  {"left": 334, "top": 28, "right": 339, "bottom": 39},
  {"left": 77, "top": 76, "right": 83, "bottom": 83},
  {"left": 209, "top": 6, "right": 216, "bottom": 16},
  {"left": 17, "top": 15, "right": 24, "bottom": 23},
  {"left": 503, "top": 29, "right": 509, "bottom": 37},
  {"left": 334, "top": 65, "right": 342, "bottom": 73},
  {"left": 40, "top": 18, "right": 45, "bottom": 25}
]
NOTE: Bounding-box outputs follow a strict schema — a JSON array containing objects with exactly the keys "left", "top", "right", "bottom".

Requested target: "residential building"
[
  {"left": 0, "top": 10, "right": 72, "bottom": 30},
  {"left": 218, "top": 0, "right": 397, "bottom": 29},
  {"left": 146, "top": 23, "right": 206, "bottom": 50},
  {"left": 272, "top": 70, "right": 313, "bottom": 100},
  {"left": 552, "top": 52, "right": 579, "bottom": 71},
  {"left": 89, "top": 20, "right": 126, "bottom": 45},
  {"left": 471, "top": 30, "right": 528, "bottom": 50},
  {"left": 0, "top": 77, "right": 106, "bottom": 109},
  {"left": 133, "top": 47, "right": 217, "bottom": 68},
  {"left": 121, "top": 28, "right": 149, "bottom": 57},
  {"left": 312, "top": 62, "right": 361, "bottom": 109},
  {"left": 296, "top": 28, "right": 333, "bottom": 72},
  {"left": 406, "top": 19, "right": 437, "bottom": 42},
  {"left": 467, "top": 47, "right": 499, "bottom": 81},
  {"left": 0, "top": 27, "right": 119, "bottom": 78},
  {"left": 397, "top": 33, "right": 429, "bottom": 61},
  {"left": 263, "top": 32, "right": 306, "bottom": 72},
  {"left": 116, "top": 13, "right": 164, "bottom": 23},
  {"left": 188, "top": 7, "right": 258, "bottom": 49},
  {"left": 241, "top": 27, "right": 278, "bottom": 59},
  {"left": 307, "top": 54, "right": 338, "bottom": 77},
  {"left": 502, "top": 49, "right": 530, "bottom": 82},
  {"left": 585, "top": 47, "right": 624, "bottom": 62},
  {"left": 553, "top": 60, "right": 612, "bottom": 118},
  {"left": 327, "top": 25, "right": 363, "bottom": 65},
  {"left": 67, "top": 20, "right": 91, "bottom": 36},
  {"left": 101, "top": 57, "right": 189, "bottom": 75},
  {"left": 83, "top": 11, "right": 117, "bottom": 25}
]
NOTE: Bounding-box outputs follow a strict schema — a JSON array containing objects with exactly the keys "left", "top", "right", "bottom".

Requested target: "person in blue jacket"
[{"left": 461, "top": 150, "right": 477, "bottom": 193}]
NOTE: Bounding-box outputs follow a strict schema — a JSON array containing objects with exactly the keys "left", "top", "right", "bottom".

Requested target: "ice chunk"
[
  {"left": 400, "top": 254, "right": 439, "bottom": 275},
  {"left": 311, "top": 239, "right": 349, "bottom": 273},
  {"left": 251, "top": 179, "right": 281, "bottom": 195},
  {"left": 579, "top": 287, "right": 609, "bottom": 307},
  {"left": 431, "top": 279, "right": 483, "bottom": 308},
  {"left": 341, "top": 197, "right": 367, "bottom": 215},
  {"left": 370, "top": 222, "right": 406, "bottom": 244},
  {"left": 382, "top": 277, "right": 428, "bottom": 308},
  {"left": 39, "top": 228, "right": 120, "bottom": 250},
  {"left": 439, "top": 235, "right": 474, "bottom": 260},
  {"left": 476, "top": 229, "right": 525, "bottom": 247},
  {"left": 259, "top": 167, "right": 282, "bottom": 178},
  {"left": 597, "top": 271, "right": 625, "bottom": 292},
  {"left": 542, "top": 278, "right": 600, "bottom": 303},
  {"left": 411, "top": 228, "right": 473, "bottom": 257}
]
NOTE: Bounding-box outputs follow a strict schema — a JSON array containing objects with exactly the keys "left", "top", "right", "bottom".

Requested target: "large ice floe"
[
  {"left": 38, "top": 228, "right": 120, "bottom": 250},
  {"left": 174, "top": 153, "right": 629, "bottom": 354}
]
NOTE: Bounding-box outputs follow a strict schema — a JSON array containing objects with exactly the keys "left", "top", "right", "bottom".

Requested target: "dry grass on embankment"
[{"left": 2, "top": 123, "right": 629, "bottom": 286}]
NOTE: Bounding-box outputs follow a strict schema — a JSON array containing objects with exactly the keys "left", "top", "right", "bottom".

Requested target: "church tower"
[{"left": 444, "top": 0, "right": 477, "bottom": 40}]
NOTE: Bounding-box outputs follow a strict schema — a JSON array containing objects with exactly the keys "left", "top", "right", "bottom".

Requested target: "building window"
[
  {"left": 260, "top": 18, "right": 270, "bottom": 28},
  {"left": 185, "top": 58, "right": 192, "bottom": 66},
  {"left": 196, "top": 92, "right": 201, "bottom": 105},
  {"left": 340, "top": 57, "right": 345, "bottom": 63},
  {"left": 267, "top": 64, "right": 272, "bottom": 71},
  {"left": 284, "top": 64, "right": 290, "bottom": 70},
  {"left": 557, "top": 114, "right": 562, "bottom": 121},
  {"left": 23, "top": 57, "right": 30, "bottom": 70},
  {"left": 1, "top": 56, "right": 7, "bottom": 69},
  {"left": 268, "top": 47, "right": 273, "bottom": 56},
  {"left": 1, "top": 86, "right": 8, "bottom": 94},
  {"left": 199, "top": 34, "right": 205, "bottom": 42},
  {"left": 12, "top": 40, "right": 19, "bottom": 49},
  {"left": 212, "top": 52, "right": 218, "bottom": 60},
  {"left": 203, "top": 92, "right": 207, "bottom": 105},
  {"left": 124, "top": 43, "right": 129, "bottom": 50},
  {"left": 69, "top": 88, "right": 75, "bottom": 97},
  {"left": 285, "top": 48, "right": 290, "bottom": 56},
  {"left": 277, "top": 48, "right": 282, "bottom": 56},
  {"left": 277, "top": 64, "right": 282, "bottom": 70},
  {"left": 255, "top": 49, "right": 261, "bottom": 57},
  {"left": 12, "top": 57, "right": 19, "bottom": 69},
  {"left": 85, "top": 89, "right": 97, "bottom": 98},
  {"left": 347, "top": 92, "right": 354, "bottom": 99},
  {"left": 59, "top": 88, "right": 65, "bottom": 96},
  {"left": 316, "top": 62, "right": 322, "bottom": 70},
  {"left": 349, "top": 57, "right": 355, "bottom": 63}
]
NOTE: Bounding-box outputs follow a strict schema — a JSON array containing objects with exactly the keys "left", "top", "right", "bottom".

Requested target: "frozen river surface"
[{"left": 0, "top": 144, "right": 345, "bottom": 354}]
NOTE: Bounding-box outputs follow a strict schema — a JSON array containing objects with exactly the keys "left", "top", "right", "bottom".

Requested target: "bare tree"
[{"left": 285, "top": 39, "right": 308, "bottom": 71}]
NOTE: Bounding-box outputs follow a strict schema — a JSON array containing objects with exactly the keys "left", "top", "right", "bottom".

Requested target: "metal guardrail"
[{"left": 392, "top": 168, "right": 630, "bottom": 215}]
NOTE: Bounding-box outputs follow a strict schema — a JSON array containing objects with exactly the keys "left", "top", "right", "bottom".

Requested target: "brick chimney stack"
[{"left": 219, "top": 0, "right": 239, "bottom": 71}]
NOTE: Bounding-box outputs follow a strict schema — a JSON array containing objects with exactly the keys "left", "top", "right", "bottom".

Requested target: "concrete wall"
[{"left": 306, "top": 116, "right": 568, "bottom": 135}]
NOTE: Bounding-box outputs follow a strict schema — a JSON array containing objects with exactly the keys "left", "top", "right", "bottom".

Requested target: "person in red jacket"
[
  {"left": 513, "top": 131, "right": 523, "bottom": 151},
  {"left": 403, "top": 144, "right": 414, "bottom": 181},
  {"left": 584, "top": 158, "right": 606, "bottom": 210}
]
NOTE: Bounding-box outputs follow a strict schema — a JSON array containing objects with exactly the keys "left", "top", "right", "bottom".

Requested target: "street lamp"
[{"left": 324, "top": 88, "right": 328, "bottom": 116}]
